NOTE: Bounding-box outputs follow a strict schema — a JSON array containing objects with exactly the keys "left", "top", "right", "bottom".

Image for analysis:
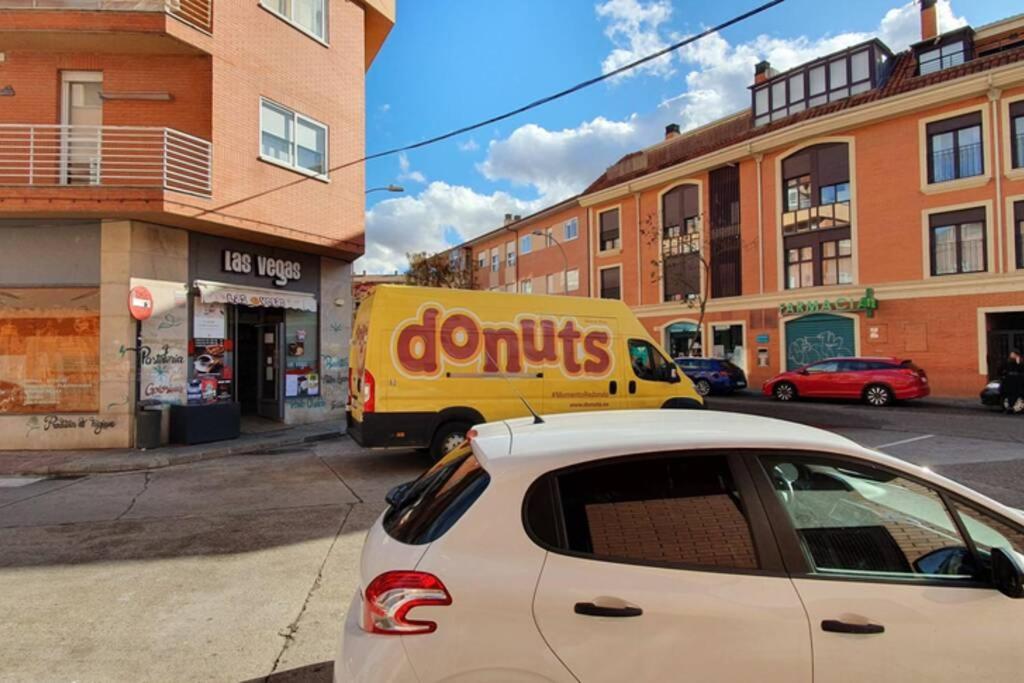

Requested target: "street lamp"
[
  {"left": 365, "top": 184, "right": 405, "bottom": 194},
  {"left": 532, "top": 230, "right": 569, "bottom": 295}
]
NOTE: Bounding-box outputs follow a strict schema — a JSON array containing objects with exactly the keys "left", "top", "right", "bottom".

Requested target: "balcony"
[
  {"left": 0, "top": 0, "right": 212, "bottom": 31},
  {"left": 0, "top": 124, "right": 212, "bottom": 197},
  {"left": 782, "top": 202, "right": 851, "bottom": 235}
]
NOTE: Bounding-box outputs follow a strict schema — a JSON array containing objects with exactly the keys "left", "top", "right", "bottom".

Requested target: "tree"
[{"left": 405, "top": 250, "right": 476, "bottom": 289}]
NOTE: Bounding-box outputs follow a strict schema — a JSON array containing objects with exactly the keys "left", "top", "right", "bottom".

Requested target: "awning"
[{"left": 195, "top": 280, "right": 317, "bottom": 312}]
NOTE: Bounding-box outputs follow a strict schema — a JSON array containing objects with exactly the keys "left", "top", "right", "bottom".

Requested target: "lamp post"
[
  {"left": 532, "top": 230, "right": 570, "bottom": 295},
  {"left": 365, "top": 184, "right": 405, "bottom": 194}
]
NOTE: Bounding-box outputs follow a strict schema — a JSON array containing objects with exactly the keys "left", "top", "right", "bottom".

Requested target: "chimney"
[
  {"left": 920, "top": 0, "right": 938, "bottom": 41},
  {"left": 754, "top": 60, "right": 775, "bottom": 84},
  {"left": 504, "top": 213, "right": 513, "bottom": 225},
  {"left": 665, "top": 123, "right": 681, "bottom": 140},
  {"left": 513, "top": 215, "right": 522, "bottom": 221}
]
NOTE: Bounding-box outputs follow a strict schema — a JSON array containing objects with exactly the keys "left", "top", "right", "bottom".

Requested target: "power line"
[{"left": 191, "top": 0, "right": 785, "bottom": 220}]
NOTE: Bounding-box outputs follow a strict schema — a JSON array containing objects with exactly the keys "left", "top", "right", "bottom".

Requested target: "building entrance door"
[
  {"left": 986, "top": 312, "right": 1024, "bottom": 380},
  {"left": 256, "top": 322, "right": 284, "bottom": 421},
  {"left": 60, "top": 71, "right": 103, "bottom": 185},
  {"left": 236, "top": 307, "right": 285, "bottom": 421}
]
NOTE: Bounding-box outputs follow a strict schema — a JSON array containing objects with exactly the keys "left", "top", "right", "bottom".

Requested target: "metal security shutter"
[{"left": 785, "top": 313, "right": 855, "bottom": 370}]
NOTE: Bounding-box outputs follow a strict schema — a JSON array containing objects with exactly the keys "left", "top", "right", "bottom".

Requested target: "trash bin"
[{"left": 136, "top": 400, "right": 163, "bottom": 450}]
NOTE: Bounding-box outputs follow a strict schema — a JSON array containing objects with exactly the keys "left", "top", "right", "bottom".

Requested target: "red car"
[{"left": 762, "top": 357, "right": 929, "bottom": 407}]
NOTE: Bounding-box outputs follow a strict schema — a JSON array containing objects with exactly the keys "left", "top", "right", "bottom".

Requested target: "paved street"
[{"left": 3, "top": 400, "right": 1024, "bottom": 682}]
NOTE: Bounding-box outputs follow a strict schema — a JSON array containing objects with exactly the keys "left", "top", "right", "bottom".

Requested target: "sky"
[{"left": 359, "top": 0, "right": 1016, "bottom": 274}]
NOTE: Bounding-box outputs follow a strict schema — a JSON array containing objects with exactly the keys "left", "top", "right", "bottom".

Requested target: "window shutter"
[
  {"left": 600, "top": 209, "right": 620, "bottom": 241},
  {"left": 926, "top": 111, "right": 982, "bottom": 136},
  {"left": 929, "top": 207, "right": 986, "bottom": 228}
]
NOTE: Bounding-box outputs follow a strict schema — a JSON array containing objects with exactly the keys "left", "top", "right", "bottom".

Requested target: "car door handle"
[
  {"left": 821, "top": 619, "right": 884, "bottom": 635},
  {"left": 574, "top": 602, "right": 643, "bottom": 618},
  {"left": 609, "top": 380, "right": 617, "bottom": 395}
]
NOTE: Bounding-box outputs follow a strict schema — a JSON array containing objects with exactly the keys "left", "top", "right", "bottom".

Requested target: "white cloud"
[
  {"left": 397, "top": 151, "right": 427, "bottom": 184},
  {"left": 596, "top": 0, "right": 675, "bottom": 80},
  {"left": 457, "top": 138, "right": 480, "bottom": 152},
  {"left": 378, "top": 103, "right": 391, "bottom": 113},
  {"left": 358, "top": 182, "right": 542, "bottom": 273}
]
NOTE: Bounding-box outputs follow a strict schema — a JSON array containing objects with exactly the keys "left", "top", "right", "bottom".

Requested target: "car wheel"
[
  {"left": 695, "top": 378, "right": 712, "bottom": 396},
  {"left": 429, "top": 421, "right": 471, "bottom": 462},
  {"left": 864, "top": 384, "right": 892, "bottom": 407},
  {"left": 773, "top": 382, "right": 797, "bottom": 402}
]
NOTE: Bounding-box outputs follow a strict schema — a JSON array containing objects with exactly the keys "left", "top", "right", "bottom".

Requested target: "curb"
[{"left": 0, "top": 430, "right": 345, "bottom": 477}]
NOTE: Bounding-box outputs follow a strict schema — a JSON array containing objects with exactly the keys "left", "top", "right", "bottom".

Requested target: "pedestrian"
[{"left": 1002, "top": 349, "right": 1024, "bottom": 415}]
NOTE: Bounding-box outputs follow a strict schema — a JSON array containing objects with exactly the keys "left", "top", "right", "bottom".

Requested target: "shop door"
[
  {"left": 785, "top": 314, "right": 854, "bottom": 371},
  {"left": 60, "top": 71, "right": 103, "bottom": 185},
  {"left": 257, "top": 322, "right": 284, "bottom": 420},
  {"left": 986, "top": 313, "right": 1024, "bottom": 380}
]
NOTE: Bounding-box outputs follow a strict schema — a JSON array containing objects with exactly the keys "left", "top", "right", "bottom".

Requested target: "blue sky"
[{"left": 360, "top": 0, "right": 1016, "bottom": 272}]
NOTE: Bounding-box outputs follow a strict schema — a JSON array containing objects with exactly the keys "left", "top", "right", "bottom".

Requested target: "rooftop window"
[
  {"left": 914, "top": 28, "right": 975, "bottom": 76},
  {"left": 752, "top": 41, "right": 891, "bottom": 127}
]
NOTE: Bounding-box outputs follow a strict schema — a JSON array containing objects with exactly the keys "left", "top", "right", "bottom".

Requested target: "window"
[
  {"left": 490, "top": 250, "right": 499, "bottom": 272},
  {"left": 662, "top": 185, "right": 701, "bottom": 302},
  {"left": 0, "top": 288, "right": 100, "bottom": 414},
  {"left": 711, "top": 324, "right": 744, "bottom": 369},
  {"left": 520, "top": 279, "right": 532, "bottom": 294},
  {"left": 506, "top": 242, "right": 516, "bottom": 267},
  {"left": 786, "top": 246, "right": 814, "bottom": 289},
  {"left": 929, "top": 208, "right": 986, "bottom": 276},
  {"left": 383, "top": 444, "right": 490, "bottom": 545},
  {"left": 919, "top": 41, "right": 966, "bottom": 75},
  {"left": 599, "top": 208, "right": 621, "bottom": 251},
  {"left": 526, "top": 453, "right": 759, "bottom": 570},
  {"left": 477, "top": 252, "right": 486, "bottom": 270},
  {"left": 762, "top": 455, "right": 975, "bottom": 580},
  {"left": 600, "top": 267, "right": 620, "bottom": 299},
  {"left": 628, "top": 339, "right": 675, "bottom": 383},
  {"left": 805, "top": 361, "right": 839, "bottom": 374},
  {"left": 821, "top": 239, "right": 853, "bottom": 285},
  {"left": 260, "top": 99, "right": 328, "bottom": 177},
  {"left": 564, "top": 218, "right": 579, "bottom": 241},
  {"left": 1016, "top": 201, "right": 1024, "bottom": 270},
  {"left": 1011, "top": 101, "right": 1024, "bottom": 170},
  {"left": 927, "top": 113, "right": 983, "bottom": 184},
  {"left": 261, "top": 0, "right": 327, "bottom": 42},
  {"left": 546, "top": 271, "right": 565, "bottom": 295},
  {"left": 520, "top": 235, "right": 532, "bottom": 254},
  {"left": 566, "top": 268, "right": 580, "bottom": 292},
  {"left": 819, "top": 182, "right": 850, "bottom": 206},
  {"left": 786, "top": 175, "right": 811, "bottom": 211}
]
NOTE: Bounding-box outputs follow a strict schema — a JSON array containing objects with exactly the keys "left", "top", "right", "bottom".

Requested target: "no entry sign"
[{"left": 128, "top": 286, "right": 154, "bottom": 321}]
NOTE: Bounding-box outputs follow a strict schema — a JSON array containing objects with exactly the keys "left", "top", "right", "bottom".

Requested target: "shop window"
[
  {"left": 711, "top": 324, "right": 744, "bottom": 369},
  {"left": 600, "top": 267, "right": 621, "bottom": 300},
  {"left": 261, "top": 0, "right": 327, "bottom": 42},
  {"left": 260, "top": 98, "right": 328, "bottom": 177},
  {"left": 1014, "top": 201, "right": 1023, "bottom": 270},
  {"left": 929, "top": 208, "right": 986, "bottom": 276},
  {"left": 926, "top": 113, "right": 983, "bottom": 184},
  {"left": 599, "top": 208, "right": 621, "bottom": 252},
  {"left": 285, "top": 309, "right": 319, "bottom": 399},
  {"left": 0, "top": 288, "right": 100, "bottom": 414},
  {"left": 1011, "top": 102, "right": 1024, "bottom": 170}
]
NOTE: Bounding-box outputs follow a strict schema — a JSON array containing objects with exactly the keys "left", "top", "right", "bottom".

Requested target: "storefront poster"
[
  {"left": 194, "top": 300, "right": 227, "bottom": 339},
  {"left": 136, "top": 279, "right": 190, "bottom": 405},
  {"left": 286, "top": 371, "right": 319, "bottom": 398}
]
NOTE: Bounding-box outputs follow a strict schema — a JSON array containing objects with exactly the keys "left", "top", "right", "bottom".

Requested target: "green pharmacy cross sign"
[{"left": 779, "top": 288, "right": 879, "bottom": 318}]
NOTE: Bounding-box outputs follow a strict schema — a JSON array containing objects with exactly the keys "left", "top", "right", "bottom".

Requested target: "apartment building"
[
  {"left": 447, "top": 2, "right": 1024, "bottom": 398},
  {"left": 0, "top": 0, "right": 395, "bottom": 449}
]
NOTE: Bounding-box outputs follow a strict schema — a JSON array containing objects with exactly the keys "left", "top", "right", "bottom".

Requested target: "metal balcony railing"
[
  {"left": 782, "top": 201, "right": 852, "bottom": 235},
  {"left": 0, "top": 124, "right": 212, "bottom": 197},
  {"left": 0, "top": 0, "right": 212, "bottom": 33}
]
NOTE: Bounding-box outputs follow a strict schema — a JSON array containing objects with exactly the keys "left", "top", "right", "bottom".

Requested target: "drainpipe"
[
  {"left": 634, "top": 190, "right": 642, "bottom": 306},
  {"left": 754, "top": 152, "right": 765, "bottom": 294},
  {"left": 989, "top": 87, "right": 1005, "bottom": 273},
  {"left": 587, "top": 207, "right": 595, "bottom": 297}
]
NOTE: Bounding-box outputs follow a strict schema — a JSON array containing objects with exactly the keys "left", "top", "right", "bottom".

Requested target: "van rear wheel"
[{"left": 429, "top": 421, "right": 472, "bottom": 462}]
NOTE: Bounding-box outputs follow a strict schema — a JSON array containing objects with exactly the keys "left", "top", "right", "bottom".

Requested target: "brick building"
[
  {"left": 0, "top": 0, "right": 395, "bottom": 449},
  {"left": 447, "top": 3, "right": 1024, "bottom": 398}
]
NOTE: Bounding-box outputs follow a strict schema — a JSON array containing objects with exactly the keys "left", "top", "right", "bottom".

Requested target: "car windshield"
[{"left": 382, "top": 442, "right": 491, "bottom": 545}]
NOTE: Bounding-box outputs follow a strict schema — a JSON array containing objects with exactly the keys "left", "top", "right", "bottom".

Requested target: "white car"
[{"left": 336, "top": 410, "right": 1024, "bottom": 683}]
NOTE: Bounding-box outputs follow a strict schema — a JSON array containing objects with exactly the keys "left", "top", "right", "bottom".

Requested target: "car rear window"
[
  {"left": 382, "top": 444, "right": 491, "bottom": 545},
  {"left": 721, "top": 361, "right": 742, "bottom": 373}
]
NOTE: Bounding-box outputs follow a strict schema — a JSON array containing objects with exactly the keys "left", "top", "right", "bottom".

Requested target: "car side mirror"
[{"left": 991, "top": 547, "right": 1024, "bottom": 599}]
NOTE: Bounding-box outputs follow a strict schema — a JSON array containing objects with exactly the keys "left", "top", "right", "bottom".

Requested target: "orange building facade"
[
  {"left": 0, "top": 0, "right": 395, "bottom": 449},
  {"left": 449, "top": 5, "right": 1024, "bottom": 399}
]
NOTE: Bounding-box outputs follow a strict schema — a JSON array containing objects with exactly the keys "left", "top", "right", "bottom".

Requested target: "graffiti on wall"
[
  {"left": 787, "top": 331, "right": 852, "bottom": 368},
  {"left": 25, "top": 414, "right": 117, "bottom": 437}
]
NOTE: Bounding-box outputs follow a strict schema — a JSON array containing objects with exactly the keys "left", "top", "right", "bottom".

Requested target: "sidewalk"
[{"left": 0, "top": 420, "right": 345, "bottom": 476}]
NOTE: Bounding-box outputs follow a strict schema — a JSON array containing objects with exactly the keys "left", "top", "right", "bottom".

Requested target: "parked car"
[
  {"left": 349, "top": 285, "right": 701, "bottom": 460},
  {"left": 674, "top": 357, "right": 748, "bottom": 396},
  {"left": 762, "top": 356, "right": 929, "bottom": 407},
  {"left": 337, "top": 410, "right": 1024, "bottom": 682},
  {"left": 981, "top": 378, "right": 1003, "bottom": 408}
]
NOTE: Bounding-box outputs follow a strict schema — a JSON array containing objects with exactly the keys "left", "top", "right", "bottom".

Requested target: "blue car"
[{"left": 674, "top": 357, "right": 748, "bottom": 396}]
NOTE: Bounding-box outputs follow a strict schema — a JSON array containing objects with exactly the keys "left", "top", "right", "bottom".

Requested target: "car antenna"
[{"left": 482, "top": 347, "right": 544, "bottom": 424}]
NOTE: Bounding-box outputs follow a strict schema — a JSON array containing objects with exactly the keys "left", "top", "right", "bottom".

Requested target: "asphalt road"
[
  {"left": 2, "top": 399, "right": 1023, "bottom": 682},
  {"left": 710, "top": 392, "right": 1024, "bottom": 507}
]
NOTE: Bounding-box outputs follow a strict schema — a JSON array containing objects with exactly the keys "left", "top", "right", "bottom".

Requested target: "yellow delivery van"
[{"left": 347, "top": 285, "right": 703, "bottom": 459}]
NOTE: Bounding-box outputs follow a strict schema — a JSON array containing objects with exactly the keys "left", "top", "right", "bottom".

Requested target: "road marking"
[
  {"left": 874, "top": 434, "right": 935, "bottom": 449},
  {"left": 0, "top": 476, "right": 46, "bottom": 488}
]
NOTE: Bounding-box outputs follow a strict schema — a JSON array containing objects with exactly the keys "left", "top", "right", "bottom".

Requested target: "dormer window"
[
  {"left": 751, "top": 40, "right": 891, "bottom": 127},
  {"left": 919, "top": 41, "right": 966, "bottom": 75}
]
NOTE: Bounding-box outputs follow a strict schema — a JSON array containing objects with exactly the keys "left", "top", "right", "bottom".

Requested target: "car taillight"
[
  {"left": 361, "top": 571, "right": 452, "bottom": 635},
  {"left": 362, "top": 369, "right": 375, "bottom": 413}
]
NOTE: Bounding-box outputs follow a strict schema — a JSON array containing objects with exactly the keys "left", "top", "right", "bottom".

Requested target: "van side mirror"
[
  {"left": 669, "top": 367, "right": 681, "bottom": 383},
  {"left": 991, "top": 547, "right": 1024, "bottom": 599}
]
